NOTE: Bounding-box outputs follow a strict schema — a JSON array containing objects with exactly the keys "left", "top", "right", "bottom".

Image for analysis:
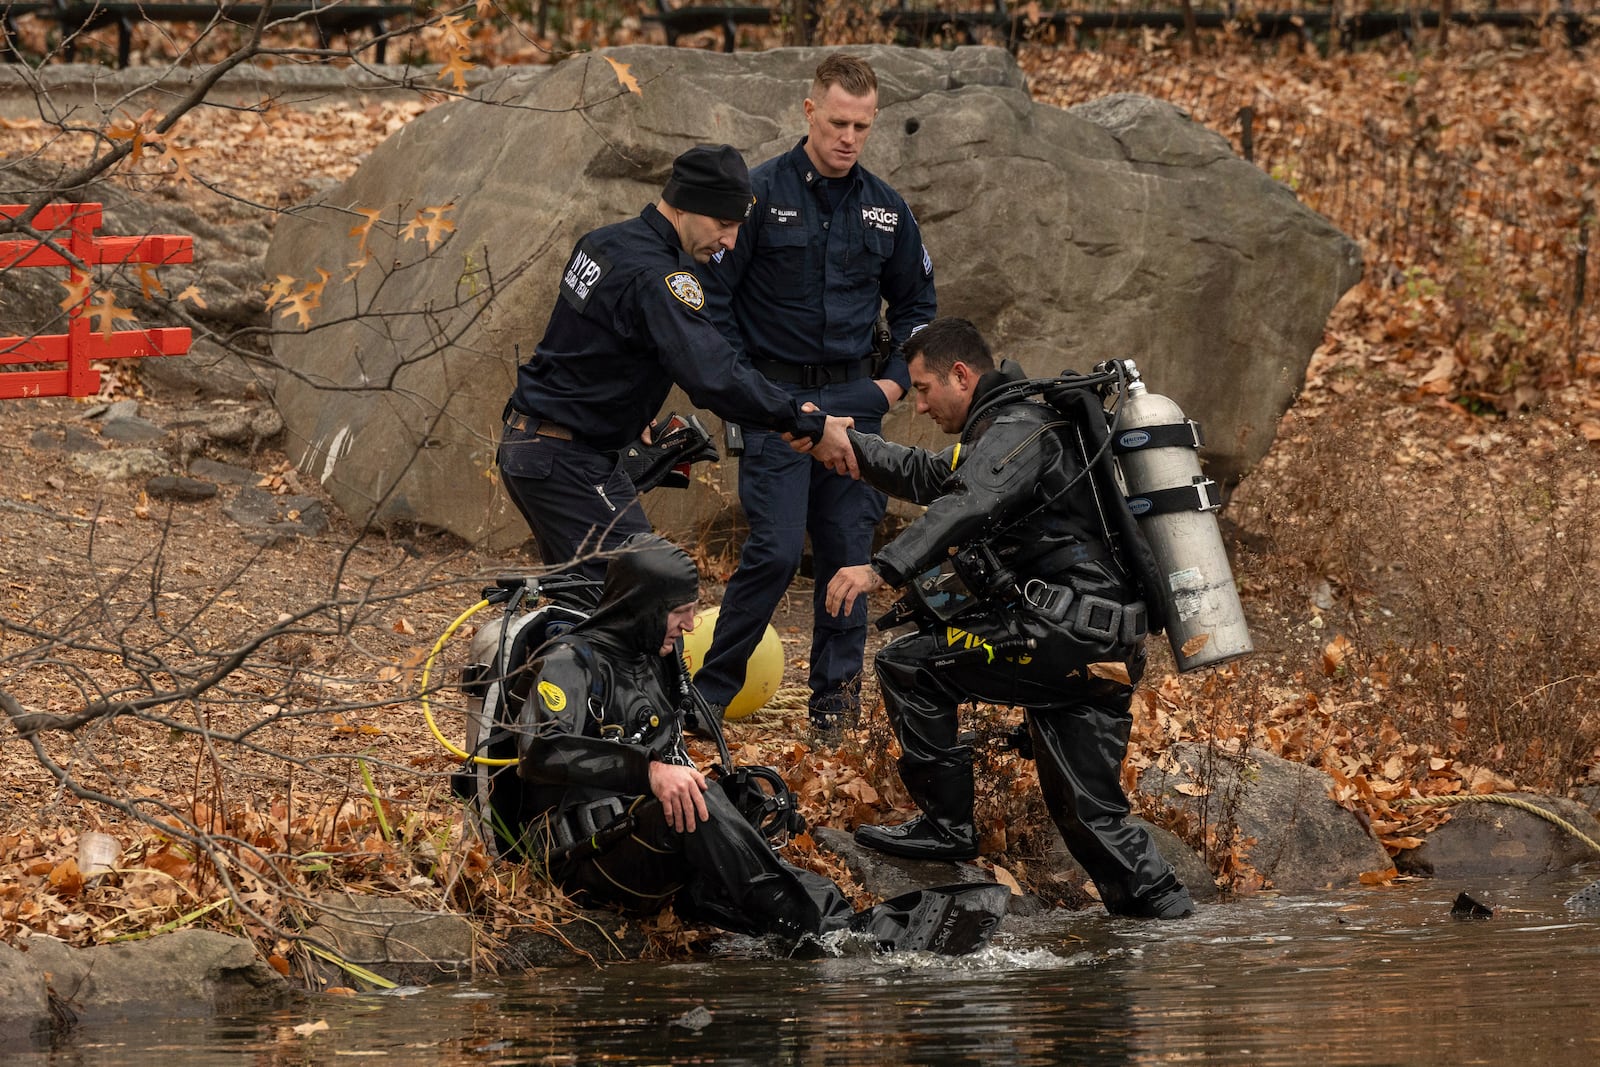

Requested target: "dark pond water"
[{"left": 25, "top": 867, "right": 1600, "bottom": 1066}]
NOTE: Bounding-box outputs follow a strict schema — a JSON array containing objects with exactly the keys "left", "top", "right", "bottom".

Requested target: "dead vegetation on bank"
[{"left": 2, "top": 29, "right": 1599, "bottom": 969}]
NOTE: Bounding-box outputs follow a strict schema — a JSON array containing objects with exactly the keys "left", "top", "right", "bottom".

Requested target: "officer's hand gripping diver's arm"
[{"left": 785, "top": 402, "right": 859, "bottom": 479}]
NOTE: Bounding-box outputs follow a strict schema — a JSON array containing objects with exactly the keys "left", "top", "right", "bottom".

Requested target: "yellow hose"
[{"left": 420, "top": 598, "right": 518, "bottom": 767}]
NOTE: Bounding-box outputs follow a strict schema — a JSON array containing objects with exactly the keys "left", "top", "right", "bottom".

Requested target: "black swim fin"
[{"left": 848, "top": 882, "right": 1009, "bottom": 956}]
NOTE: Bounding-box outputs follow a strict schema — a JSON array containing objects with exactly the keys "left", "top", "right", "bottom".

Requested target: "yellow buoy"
[{"left": 682, "top": 605, "right": 784, "bottom": 720}]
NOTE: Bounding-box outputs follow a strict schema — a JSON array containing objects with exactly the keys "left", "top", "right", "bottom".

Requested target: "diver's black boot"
[
  {"left": 1123, "top": 885, "right": 1196, "bottom": 920},
  {"left": 849, "top": 883, "right": 1008, "bottom": 955},
  {"left": 854, "top": 760, "right": 977, "bottom": 860},
  {"left": 854, "top": 814, "right": 978, "bottom": 860}
]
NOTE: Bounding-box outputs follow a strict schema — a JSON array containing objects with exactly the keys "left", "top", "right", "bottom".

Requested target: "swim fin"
[{"left": 848, "top": 882, "right": 1009, "bottom": 956}]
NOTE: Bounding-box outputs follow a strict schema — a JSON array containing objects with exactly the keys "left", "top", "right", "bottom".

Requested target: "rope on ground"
[
  {"left": 1394, "top": 793, "right": 1600, "bottom": 855},
  {"left": 763, "top": 686, "right": 811, "bottom": 712}
]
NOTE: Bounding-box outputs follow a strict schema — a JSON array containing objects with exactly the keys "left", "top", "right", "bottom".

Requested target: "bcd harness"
[
  {"left": 539, "top": 637, "right": 804, "bottom": 859},
  {"left": 878, "top": 362, "right": 1170, "bottom": 648}
]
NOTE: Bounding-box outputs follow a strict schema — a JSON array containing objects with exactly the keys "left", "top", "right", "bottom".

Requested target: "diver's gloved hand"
[{"left": 620, "top": 413, "right": 719, "bottom": 493}]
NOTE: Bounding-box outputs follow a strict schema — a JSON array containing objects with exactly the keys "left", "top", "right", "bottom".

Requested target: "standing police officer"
[
  {"left": 696, "top": 55, "right": 937, "bottom": 736},
  {"left": 825, "top": 319, "right": 1195, "bottom": 920},
  {"left": 499, "top": 145, "right": 858, "bottom": 583}
]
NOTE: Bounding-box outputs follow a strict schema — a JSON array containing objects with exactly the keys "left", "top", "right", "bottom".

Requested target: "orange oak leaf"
[
  {"left": 278, "top": 290, "right": 318, "bottom": 329},
  {"left": 299, "top": 268, "right": 331, "bottom": 306},
  {"left": 435, "top": 12, "right": 473, "bottom": 48},
  {"left": 275, "top": 268, "right": 332, "bottom": 329},
  {"left": 345, "top": 253, "right": 371, "bottom": 282},
  {"left": 403, "top": 204, "right": 456, "bottom": 250},
  {"left": 439, "top": 49, "right": 476, "bottom": 91},
  {"left": 347, "top": 207, "right": 383, "bottom": 251},
  {"left": 136, "top": 263, "right": 165, "bottom": 300},
  {"left": 177, "top": 284, "right": 207, "bottom": 308},
  {"left": 605, "top": 56, "right": 642, "bottom": 96},
  {"left": 86, "top": 290, "right": 137, "bottom": 340},
  {"left": 1322, "top": 633, "right": 1353, "bottom": 676},
  {"left": 159, "top": 142, "right": 201, "bottom": 186},
  {"left": 58, "top": 273, "right": 91, "bottom": 314},
  {"left": 262, "top": 274, "right": 297, "bottom": 310},
  {"left": 107, "top": 117, "right": 150, "bottom": 165}
]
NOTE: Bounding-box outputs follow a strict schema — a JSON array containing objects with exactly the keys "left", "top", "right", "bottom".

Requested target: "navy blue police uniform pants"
[
  {"left": 693, "top": 377, "right": 889, "bottom": 720},
  {"left": 498, "top": 423, "right": 649, "bottom": 584}
]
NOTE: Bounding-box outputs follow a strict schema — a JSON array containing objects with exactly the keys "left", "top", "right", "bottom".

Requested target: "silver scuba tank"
[
  {"left": 458, "top": 609, "right": 532, "bottom": 852},
  {"left": 1111, "top": 365, "right": 1253, "bottom": 672}
]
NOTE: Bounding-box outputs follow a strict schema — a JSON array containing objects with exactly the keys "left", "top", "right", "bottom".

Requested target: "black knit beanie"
[{"left": 662, "top": 144, "right": 754, "bottom": 222}]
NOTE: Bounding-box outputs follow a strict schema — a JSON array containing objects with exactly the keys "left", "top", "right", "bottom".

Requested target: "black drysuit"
[
  {"left": 851, "top": 361, "right": 1194, "bottom": 919},
  {"left": 514, "top": 534, "right": 1007, "bottom": 947},
  {"left": 514, "top": 537, "right": 848, "bottom": 938}
]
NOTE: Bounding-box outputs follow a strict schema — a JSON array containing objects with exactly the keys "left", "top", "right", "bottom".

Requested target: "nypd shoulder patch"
[{"left": 664, "top": 271, "right": 705, "bottom": 311}]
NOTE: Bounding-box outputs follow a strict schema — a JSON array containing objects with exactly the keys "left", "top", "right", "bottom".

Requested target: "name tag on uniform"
[
  {"left": 561, "top": 241, "right": 612, "bottom": 312},
  {"left": 767, "top": 204, "right": 800, "bottom": 225}
]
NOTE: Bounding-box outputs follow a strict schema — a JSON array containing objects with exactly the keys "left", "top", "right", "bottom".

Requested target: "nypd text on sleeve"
[{"left": 560, "top": 241, "right": 612, "bottom": 312}]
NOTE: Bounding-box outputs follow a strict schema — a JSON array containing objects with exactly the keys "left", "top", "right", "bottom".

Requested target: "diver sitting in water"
[{"left": 512, "top": 532, "right": 1006, "bottom": 954}]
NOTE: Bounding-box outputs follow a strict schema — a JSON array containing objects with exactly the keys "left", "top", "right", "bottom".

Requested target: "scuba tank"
[
  {"left": 456, "top": 576, "right": 593, "bottom": 859},
  {"left": 1109, "top": 362, "right": 1253, "bottom": 671}
]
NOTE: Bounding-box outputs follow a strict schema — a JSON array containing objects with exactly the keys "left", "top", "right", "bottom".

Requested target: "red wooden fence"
[{"left": 0, "top": 202, "right": 192, "bottom": 400}]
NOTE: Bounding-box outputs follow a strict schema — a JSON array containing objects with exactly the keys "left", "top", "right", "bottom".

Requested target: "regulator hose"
[{"left": 419, "top": 598, "right": 519, "bottom": 767}]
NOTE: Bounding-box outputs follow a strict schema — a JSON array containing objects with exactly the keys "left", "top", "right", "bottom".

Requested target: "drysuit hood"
[
  {"left": 572, "top": 533, "right": 700, "bottom": 656},
  {"left": 961, "top": 358, "right": 1029, "bottom": 436}
]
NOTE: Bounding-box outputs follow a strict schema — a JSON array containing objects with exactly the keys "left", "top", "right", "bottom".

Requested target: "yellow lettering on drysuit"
[
  {"left": 944, "top": 626, "right": 995, "bottom": 663},
  {"left": 942, "top": 626, "right": 1033, "bottom": 665}
]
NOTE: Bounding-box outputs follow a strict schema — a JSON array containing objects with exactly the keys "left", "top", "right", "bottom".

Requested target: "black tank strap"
[
  {"left": 1112, "top": 419, "right": 1204, "bottom": 454},
  {"left": 1127, "top": 478, "right": 1222, "bottom": 516}
]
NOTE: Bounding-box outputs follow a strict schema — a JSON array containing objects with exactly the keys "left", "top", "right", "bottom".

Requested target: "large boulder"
[
  {"left": 15, "top": 929, "right": 291, "bottom": 1020},
  {"left": 814, "top": 825, "right": 1006, "bottom": 899},
  {"left": 1034, "top": 815, "right": 1219, "bottom": 905},
  {"left": 301, "top": 892, "right": 476, "bottom": 985},
  {"left": 1139, "top": 742, "right": 1393, "bottom": 892},
  {"left": 264, "top": 44, "right": 1361, "bottom": 549},
  {"left": 0, "top": 942, "right": 50, "bottom": 1050},
  {"left": 1395, "top": 793, "right": 1600, "bottom": 879}
]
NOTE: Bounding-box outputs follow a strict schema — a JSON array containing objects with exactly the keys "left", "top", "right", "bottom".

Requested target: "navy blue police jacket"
[
  {"left": 508, "top": 204, "right": 827, "bottom": 452},
  {"left": 704, "top": 140, "right": 936, "bottom": 392}
]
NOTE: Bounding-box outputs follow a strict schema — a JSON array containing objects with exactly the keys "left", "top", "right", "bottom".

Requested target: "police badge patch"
[{"left": 665, "top": 271, "right": 705, "bottom": 310}]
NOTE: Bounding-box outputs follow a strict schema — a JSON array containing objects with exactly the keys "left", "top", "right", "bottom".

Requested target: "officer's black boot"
[{"left": 854, "top": 761, "right": 978, "bottom": 861}]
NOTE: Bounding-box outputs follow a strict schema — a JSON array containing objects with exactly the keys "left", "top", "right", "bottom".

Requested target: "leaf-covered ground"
[{"left": 2, "top": 31, "right": 1598, "bottom": 967}]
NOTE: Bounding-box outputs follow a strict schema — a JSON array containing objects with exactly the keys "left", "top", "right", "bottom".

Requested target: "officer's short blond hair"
[{"left": 812, "top": 54, "right": 877, "bottom": 100}]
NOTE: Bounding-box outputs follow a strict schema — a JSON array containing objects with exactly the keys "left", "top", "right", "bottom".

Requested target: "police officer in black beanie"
[{"left": 499, "top": 145, "right": 860, "bottom": 584}]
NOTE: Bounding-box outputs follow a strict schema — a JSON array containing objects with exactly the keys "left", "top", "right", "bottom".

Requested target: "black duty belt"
[
  {"left": 749, "top": 354, "right": 875, "bottom": 388},
  {"left": 504, "top": 409, "right": 575, "bottom": 441}
]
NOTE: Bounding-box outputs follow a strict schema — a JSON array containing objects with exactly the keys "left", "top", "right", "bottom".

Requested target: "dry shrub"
[{"left": 1238, "top": 404, "right": 1600, "bottom": 793}]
